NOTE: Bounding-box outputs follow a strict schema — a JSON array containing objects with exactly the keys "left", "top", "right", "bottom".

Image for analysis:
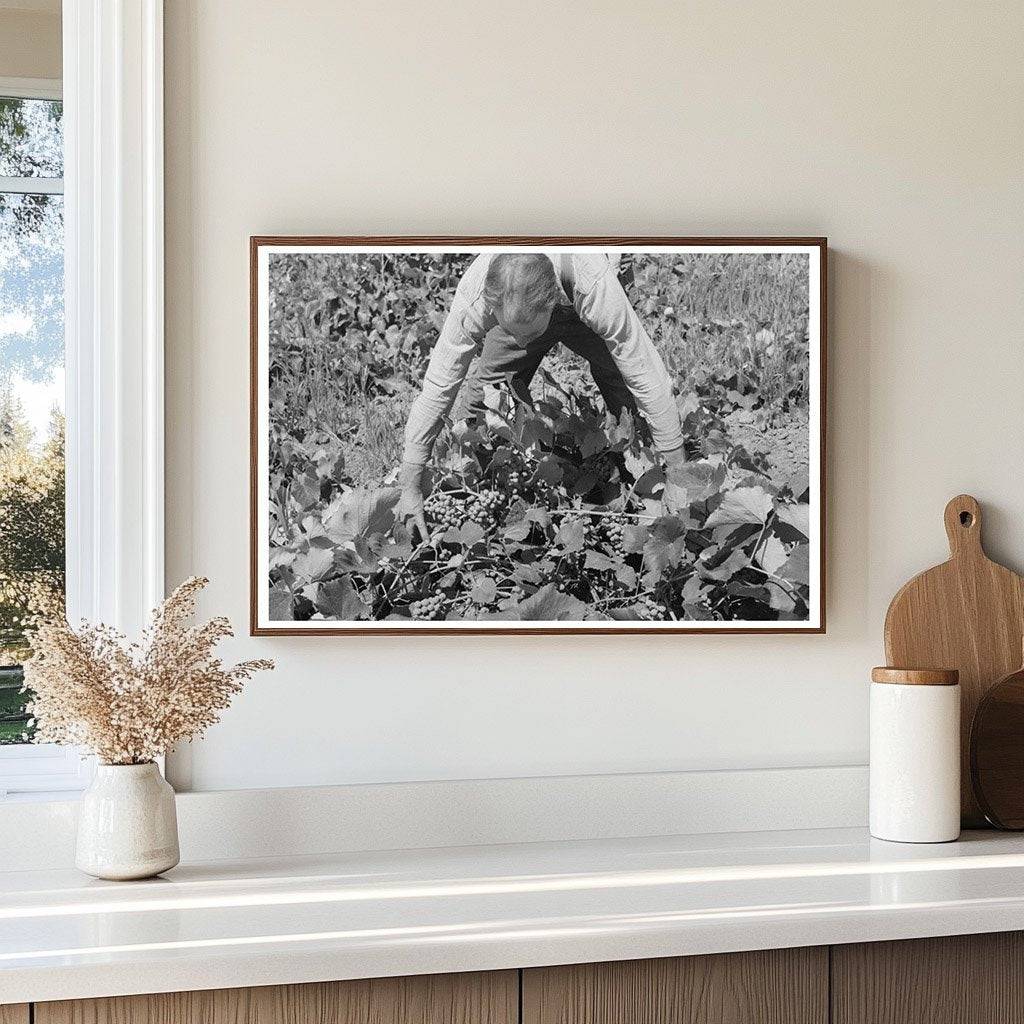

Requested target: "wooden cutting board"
[
  {"left": 884, "top": 494, "right": 1024, "bottom": 826},
  {"left": 970, "top": 650, "right": 1024, "bottom": 829}
]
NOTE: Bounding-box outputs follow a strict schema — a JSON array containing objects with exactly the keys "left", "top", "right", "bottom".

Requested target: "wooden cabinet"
[
  {"left": 22, "top": 932, "right": 1024, "bottom": 1024},
  {"left": 522, "top": 948, "right": 827, "bottom": 1024},
  {"left": 34, "top": 971, "right": 517, "bottom": 1024},
  {"left": 832, "top": 932, "right": 1024, "bottom": 1024}
]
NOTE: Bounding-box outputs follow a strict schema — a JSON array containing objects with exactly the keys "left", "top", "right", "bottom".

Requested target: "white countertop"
[{"left": 4, "top": 826, "right": 1024, "bottom": 1004}]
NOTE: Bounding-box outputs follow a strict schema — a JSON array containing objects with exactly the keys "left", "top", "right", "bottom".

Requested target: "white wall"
[{"left": 164, "top": 0, "right": 1024, "bottom": 792}]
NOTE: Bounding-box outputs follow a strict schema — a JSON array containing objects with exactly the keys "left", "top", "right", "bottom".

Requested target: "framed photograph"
[{"left": 251, "top": 237, "right": 826, "bottom": 635}]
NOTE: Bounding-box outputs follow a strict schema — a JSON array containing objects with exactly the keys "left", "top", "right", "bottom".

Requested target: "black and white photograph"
[{"left": 251, "top": 238, "right": 824, "bottom": 633}]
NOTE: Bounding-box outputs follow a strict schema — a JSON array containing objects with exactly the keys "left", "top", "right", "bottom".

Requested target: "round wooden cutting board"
[
  {"left": 970, "top": 655, "right": 1024, "bottom": 829},
  {"left": 884, "top": 494, "right": 1024, "bottom": 826}
]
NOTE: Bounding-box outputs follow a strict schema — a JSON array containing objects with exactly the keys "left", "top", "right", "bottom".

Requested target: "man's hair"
[{"left": 483, "top": 254, "right": 558, "bottom": 324}]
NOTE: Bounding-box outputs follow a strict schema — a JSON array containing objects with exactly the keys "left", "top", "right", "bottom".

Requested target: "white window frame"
[
  {"left": 0, "top": 76, "right": 82, "bottom": 796},
  {"left": 0, "top": 0, "right": 164, "bottom": 799}
]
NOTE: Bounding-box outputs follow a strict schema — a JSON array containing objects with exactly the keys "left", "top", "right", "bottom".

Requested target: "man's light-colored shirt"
[{"left": 402, "top": 252, "right": 684, "bottom": 465}]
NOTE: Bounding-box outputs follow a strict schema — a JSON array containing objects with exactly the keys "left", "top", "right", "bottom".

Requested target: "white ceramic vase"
[{"left": 76, "top": 762, "right": 180, "bottom": 880}]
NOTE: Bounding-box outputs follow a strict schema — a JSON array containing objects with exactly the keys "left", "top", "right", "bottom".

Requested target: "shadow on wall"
[{"left": 827, "top": 249, "right": 873, "bottom": 632}]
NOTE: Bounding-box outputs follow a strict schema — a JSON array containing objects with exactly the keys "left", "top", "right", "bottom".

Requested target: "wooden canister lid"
[{"left": 871, "top": 667, "right": 960, "bottom": 686}]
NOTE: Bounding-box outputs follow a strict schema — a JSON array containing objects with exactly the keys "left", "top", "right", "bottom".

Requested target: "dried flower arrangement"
[{"left": 23, "top": 576, "right": 273, "bottom": 765}]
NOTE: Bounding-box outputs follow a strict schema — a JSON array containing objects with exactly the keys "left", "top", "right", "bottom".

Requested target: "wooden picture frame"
[{"left": 251, "top": 237, "right": 827, "bottom": 635}]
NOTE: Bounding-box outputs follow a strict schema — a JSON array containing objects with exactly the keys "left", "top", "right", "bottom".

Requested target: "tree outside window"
[{"left": 0, "top": 94, "right": 65, "bottom": 744}]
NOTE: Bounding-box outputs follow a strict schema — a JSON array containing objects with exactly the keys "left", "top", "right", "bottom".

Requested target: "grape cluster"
[
  {"left": 506, "top": 468, "right": 525, "bottom": 500},
  {"left": 423, "top": 490, "right": 466, "bottom": 529},
  {"left": 495, "top": 452, "right": 533, "bottom": 501},
  {"left": 465, "top": 489, "right": 503, "bottom": 527},
  {"left": 601, "top": 514, "right": 626, "bottom": 552},
  {"left": 410, "top": 594, "right": 445, "bottom": 620},
  {"left": 635, "top": 595, "right": 665, "bottom": 620}
]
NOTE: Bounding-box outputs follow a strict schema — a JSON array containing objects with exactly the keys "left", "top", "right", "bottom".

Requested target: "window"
[
  {"left": 0, "top": 4, "right": 166, "bottom": 799},
  {"left": 0, "top": 79, "right": 84, "bottom": 797}
]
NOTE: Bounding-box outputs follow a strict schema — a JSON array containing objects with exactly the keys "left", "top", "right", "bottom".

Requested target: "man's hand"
[
  {"left": 661, "top": 445, "right": 689, "bottom": 515},
  {"left": 396, "top": 461, "right": 429, "bottom": 543}
]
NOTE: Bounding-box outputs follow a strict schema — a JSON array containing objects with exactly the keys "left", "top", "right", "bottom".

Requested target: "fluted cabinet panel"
[
  {"left": 522, "top": 948, "right": 828, "bottom": 1024},
  {"left": 35, "top": 972, "right": 517, "bottom": 1024}
]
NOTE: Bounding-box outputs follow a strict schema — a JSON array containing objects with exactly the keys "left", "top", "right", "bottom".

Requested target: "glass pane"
[
  {"left": 0, "top": 189, "right": 65, "bottom": 744},
  {"left": 0, "top": 97, "right": 63, "bottom": 179}
]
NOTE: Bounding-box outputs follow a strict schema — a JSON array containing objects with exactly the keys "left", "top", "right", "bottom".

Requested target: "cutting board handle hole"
[{"left": 944, "top": 494, "right": 982, "bottom": 555}]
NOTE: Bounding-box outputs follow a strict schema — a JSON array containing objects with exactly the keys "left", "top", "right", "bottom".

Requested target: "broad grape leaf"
[
  {"left": 698, "top": 545, "right": 748, "bottom": 582},
  {"left": 524, "top": 507, "right": 552, "bottom": 527},
  {"left": 580, "top": 427, "right": 609, "bottom": 459},
  {"left": 292, "top": 544, "right": 336, "bottom": 583},
  {"left": 769, "top": 584, "right": 797, "bottom": 614},
  {"left": 514, "top": 563, "right": 544, "bottom": 586},
  {"left": 504, "top": 520, "right": 533, "bottom": 543},
  {"left": 333, "top": 539, "right": 381, "bottom": 575},
  {"left": 269, "top": 585, "right": 293, "bottom": 621},
  {"left": 584, "top": 550, "right": 616, "bottom": 571},
  {"left": 622, "top": 523, "right": 649, "bottom": 553},
  {"left": 457, "top": 521, "right": 486, "bottom": 546},
  {"left": 778, "top": 543, "right": 810, "bottom": 584},
  {"left": 704, "top": 486, "right": 774, "bottom": 528},
  {"left": 616, "top": 563, "right": 638, "bottom": 588},
  {"left": 642, "top": 516, "right": 689, "bottom": 575},
  {"left": 290, "top": 469, "right": 320, "bottom": 511},
  {"left": 555, "top": 521, "right": 586, "bottom": 552},
  {"left": 681, "top": 573, "right": 704, "bottom": 602},
  {"left": 515, "top": 584, "right": 587, "bottom": 620},
  {"left": 533, "top": 455, "right": 564, "bottom": 485},
  {"left": 316, "top": 577, "right": 369, "bottom": 620},
  {"left": 775, "top": 503, "right": 810, "bottom": 542},
  {"left": 470, "top": 577, "right": 498, "bottom": 605},
  {"left": 521, "top": 416, "right": 553, "bottom": 447},
  {"left": 324, "top": 486, "right": 400, "bottom": 544},
  {"left": 269, "top": 547, "right": 297, "bottom": 571},
  {"left": 671, "top": 458, "right": 727, "bottom": 503},
  {"left": 376, "top": 521, "right": 414, "bottom": 561},
  {"left": 649, "top": 516, "right": 688, "bottom": 542},
  {"left": 624, "top": 447, "right": 656, "bottom": 482},
  {"left": 759, "top": 534, "right": 789, "bottom": 575}
]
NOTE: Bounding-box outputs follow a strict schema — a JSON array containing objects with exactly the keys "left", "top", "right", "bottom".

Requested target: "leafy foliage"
[
  {"left": 0, "top": 396, "right": 64, "bottom": 742},
  {"left": 267, "top": 253, "right": 812, "bottom": 624},
  {"left": 269, "top": 379, "right": 810, "bottom": 624}
]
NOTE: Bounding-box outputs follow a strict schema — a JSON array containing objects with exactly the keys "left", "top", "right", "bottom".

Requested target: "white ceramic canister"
[
  {"left": 76, "top": 762, "right": 180, "bottom": 880},
  {"left": 870, "top": 667, "right": 961, "bottom": 843}
]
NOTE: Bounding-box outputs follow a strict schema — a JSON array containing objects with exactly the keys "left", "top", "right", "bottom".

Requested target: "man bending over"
[{"left": 398, "top": 252, "right": 688, "bottom": 540}]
